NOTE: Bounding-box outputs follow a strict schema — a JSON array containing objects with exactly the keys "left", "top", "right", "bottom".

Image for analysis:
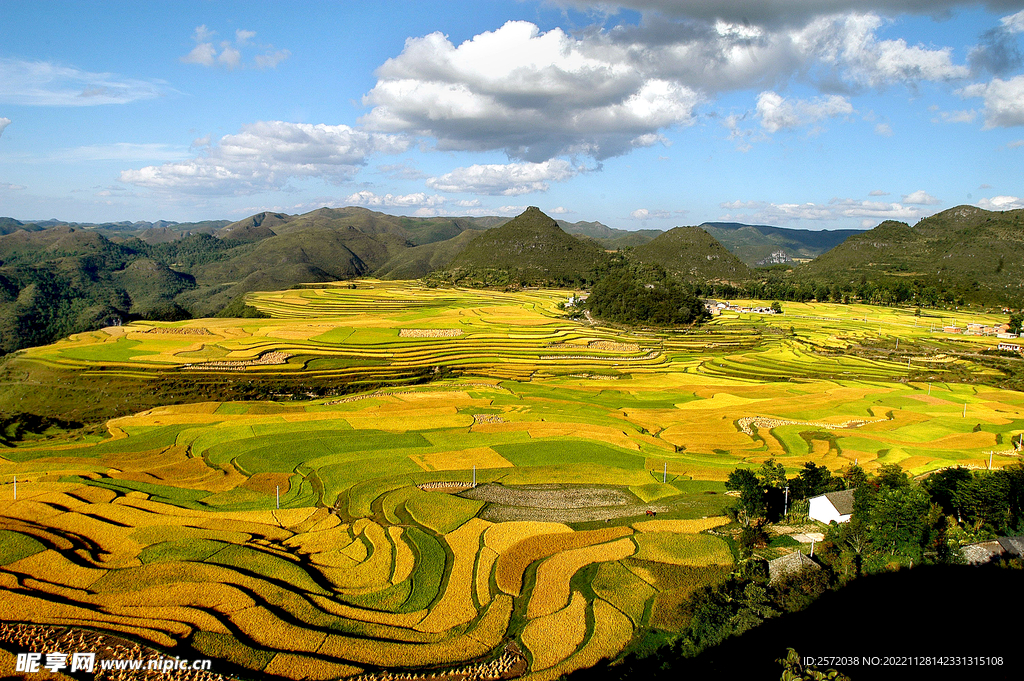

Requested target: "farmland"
[{"left": 3, "top": 280, "right": 1024, "bottom": 678}]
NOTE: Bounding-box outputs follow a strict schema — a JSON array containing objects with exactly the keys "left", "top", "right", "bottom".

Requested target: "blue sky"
[{"left": 0, "top": 0, "right": 1022, "bottom": 230}]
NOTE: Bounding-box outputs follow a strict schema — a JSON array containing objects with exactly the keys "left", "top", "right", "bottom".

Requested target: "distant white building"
[
  {"left": 808, "top": 489, "right": 855, "bottom": 524},
  {"left": 999, "top": 342, "right": 1023, "bottom": 353}
]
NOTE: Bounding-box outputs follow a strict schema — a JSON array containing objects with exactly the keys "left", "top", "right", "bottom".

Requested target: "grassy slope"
[{"left": 628, "top": 226, "right": 752, "bottom": 283}]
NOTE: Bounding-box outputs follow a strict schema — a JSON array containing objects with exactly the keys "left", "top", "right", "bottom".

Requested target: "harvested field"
[
  {"left": 463, "top": 483, "right": 669, "bottom": 522},
  {"left": 521, "top": 591, "right": 587, "bottom": 670},
  {"left": 398, "top": 329, "right": 462, "bottom": 338}
]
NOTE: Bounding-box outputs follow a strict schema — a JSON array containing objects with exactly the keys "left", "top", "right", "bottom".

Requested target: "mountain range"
[{"left": 2, "top": 204, "right": 1022, "bottom": 355}]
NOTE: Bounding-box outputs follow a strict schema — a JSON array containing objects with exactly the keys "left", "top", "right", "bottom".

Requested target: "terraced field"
[{"left": 3, "top": 282, "right": 1023, "bottom": 679}]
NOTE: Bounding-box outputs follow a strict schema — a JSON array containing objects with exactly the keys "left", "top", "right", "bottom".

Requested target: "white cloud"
[
  {"left": 0, "top": 58, "right": 166, "bottom": 106},
  {"left": 869, "top": 189, "right": 890, "bottom": 196},
  {"left": 181, "top": 42, "right": 217, "bottom": 67},
  {"left": 1002, "top": 9, "right": 1024, "bottom": 33},
  {"left": 1008, "top": 139, "right": 1024, "bottom": 148},
  {"left": 549, "top": 206, "right": 573, "bottom": 214},
  {"left": 978, "top": 195, "right": 1024, "bottom": 210},
  {"left": 756, "top": 91, "right": 853, "bottom": 132},
  {"left": 961, "top": 75, "right": 1024, "bottom": 128},
  {"left": 0, "top": 117, "right": 10, "bottom": 138},
  {"left": 362, "top": 13, "right": 971, "bottom": 163},
  {"left": 181, "top": 26, "right": 290, "bottom": 70},
  {"left": 874, "top": 122, "right": 893, "bottom": 136},
  {"left": 362, "top": 20, "right": 703, "bottom": 162},
  {"left": 902, "top": 190, "right": 941, "bottom": 205},
  {"left": 557, "top": 1, "right": 1017, "bottom": 27},
  {"left": 344, "top": 190, "right": 448, "bottom": 208},
  {"left": 426, "top": 160, "right": 581, "bottom": 195},
  {"left": 721, "top": 196, "right": 931, "bottom": 224},
  {"left": 0, "top": 182, "right": 26, "bottom": 191},
  {"left": 254, "top": 50, "right": 291, "bottom": 70},
  {"left": 932, "top": 109, "right": 978, "bottom": 123},
  {"left": 121, "top": 121, "right": 409, "bottom": 194},
  {"left": 218, "top": 45, "right": 242, "bottom": 70},
  {"left": 378, "top": 162, "right": 426, "bottom": 180},
  {"left": 630, "top": 208, "right": 676, "bottom": 220},
  {"left": 62, "top": 143, "right": 188, "bottom": 162}
]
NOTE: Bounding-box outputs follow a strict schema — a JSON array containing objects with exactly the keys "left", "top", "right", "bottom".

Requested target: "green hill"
[
  {"left": 699, "top": 222, "right": 860, "bottom": 266},
  {"left": 438, "top": 207, "right": 611, "bottom": 286},
  {"left": 794, "top": 205, "right": 1024, "bottom": 304},
  {"left": 628, "top": 226, "right": 752, "bottom": 283}
]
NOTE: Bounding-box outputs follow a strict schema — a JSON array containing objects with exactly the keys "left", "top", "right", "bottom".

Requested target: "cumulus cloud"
[
  {"left": 0, "top": 117, "right": 10, "bottom": 138},
  {"left": 961, "top": 75, "right": 1024, "bottom": 127},
  {"left": 932, "top": 108, "right": 978, "bottom": 123},
  {"left": 978, "top": 195, "right": 1024, "bottom": 210},
  {"left": 630, "top": 208, "right": 674, "bottom": 220},
  {"left": 181, "top": 26, "right": 290, "bottom": 70},
  {"left": 720, "top": 196, "right": 932, "bottom": 223},
  {"left": 0, "top": 58, "right": 165, "bottom": 106},
  {"left": 426, "top": 160, "right": 582, "bottom": 195},
  {"left": 120, "top": 121, "right": 409, "bottom": 194},
  {"left": 902, "top": 190, "right": 941, "bottom": 205},
  {"left": 344, "top": 190, "right": 448, "bottom": 208},
  {"left": 362, "top": 13, "right": 972, "bottom": 163},
  {"left": 558, "top": 1, "right": 1023, "bottom": 28},
  {"left": 756, "top": 91, "right": 853, "bottom": 132},
  {"left": 549, "top": 206, "right": 574, "bottom": 214},
  {"left": 362, "top": 21, "right": 703, "bottom": 162},
  {"left": 62, "top": 143, "right": 188, "bottom": 162},
  {"left": 969, "top": 9, "right": 1024, "bottom": 76}
]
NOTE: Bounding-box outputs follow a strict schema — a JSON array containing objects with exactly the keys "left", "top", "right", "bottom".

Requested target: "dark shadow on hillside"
[{"left": 570, "top": 564, "right": 1021, "bottom": 681}]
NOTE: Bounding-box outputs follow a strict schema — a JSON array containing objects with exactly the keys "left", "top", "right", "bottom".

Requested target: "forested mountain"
[
  {"left": 628, "top": 226, "right": 752, "bottom": 283},
  {"left": 794, "top": 205, "right": 1024, "bottom": 305}
]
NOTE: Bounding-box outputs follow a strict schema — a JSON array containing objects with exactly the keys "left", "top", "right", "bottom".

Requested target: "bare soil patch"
[{"left": 460, "top": 484, "right": 668, "bottom": 523}]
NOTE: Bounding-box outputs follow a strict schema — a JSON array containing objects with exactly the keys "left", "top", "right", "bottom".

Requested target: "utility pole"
[
  {"left": 276, "top": 486, "right": 280, "bottom": 510},
  {"left": 472, "top": 465, "right": 477, "bottom": 488},
  {"left": 784, "top": 485, "right": 790, "bottom": 517},
  {"left": 810, "top": 539, "right": 815, "bottom": 557},
  {"left": 663, "top": 462, "right": 667, "bottom": 483},
  {"left": 963, "top": 403, "right": 967, "bottom": 418},
  {"left": 12, "top": 475, "right": 16, "bottom": 501}
]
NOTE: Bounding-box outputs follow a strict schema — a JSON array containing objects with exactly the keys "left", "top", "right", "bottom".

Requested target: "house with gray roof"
[
  {"left": 768, "top": 551, "right": 820, "bottom": 584},
  {"left": 962, "top": 536, "right": 1024, "bottom": 565},
  {"left": 808, "top": 489, "right": 855, "bottom": 524}
]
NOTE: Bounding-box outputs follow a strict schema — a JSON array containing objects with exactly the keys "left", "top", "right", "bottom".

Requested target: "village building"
[
  {"left": 962, "top": 536, "right": 1024, "bottom": 565},
  {"left": 808, "top": 489, "right": 855, "bottom": 524},
  {"left": 998, "top": 342, "right": 1023, "bottom": 353},
  {"left": 767, "top": 551, "right": 820, "bottom": 584}
]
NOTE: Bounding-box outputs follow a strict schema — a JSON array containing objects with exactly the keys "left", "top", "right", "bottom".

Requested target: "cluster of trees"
[
  {"left": 691, "top": 276, "right": 975, "bottom": 308},
  {"left": 584, "top": 264, "right": 710, "bottom": 327},
  {"left": 726, "top": 457, "right": 1024, "bottom": 573}
]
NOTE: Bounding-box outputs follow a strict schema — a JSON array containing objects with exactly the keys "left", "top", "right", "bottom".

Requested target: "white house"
[{"left": 808, "top": 489, "right": 855, "bottom": 524}]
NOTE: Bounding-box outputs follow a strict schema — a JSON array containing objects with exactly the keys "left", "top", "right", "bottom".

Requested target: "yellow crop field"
[
  {"left": 634, "top": 532, "right": 733, "bottom": 566},
  {"left": 8, "top": 283, "right": 1024, "bottom": 677},
  {"left": 409, "top": 446, "right": 514, "bottom": 471},
  {"left": 527, "top": 537, "right": 636, "bottom": 619},
  {"left": 483, "top": 521, "right": 570, "bottom": 555},
  {"left": 531, "top": 599, "right": 634, "bottom": 681},
  {"left": 495, "top": 526, "right": 633, "bottom": 596},
  {"left": 521, "top": 591, "right": 588, "bottom": 670},
  {"left": 414, "top": 518, "right": 490, "bottom": 633},
  {"left": 632, "top": 517, "right": 730, "bottom": 533}
]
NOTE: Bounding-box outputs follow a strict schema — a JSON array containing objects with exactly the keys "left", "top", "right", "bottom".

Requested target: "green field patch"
[
  {"left": 207, "top": 544, "right": 328, "bottom": 595},
  {"left": 61, "top": 476, "right": 210, "bottom": 508},
  {"left": 57, "top": 337, "right": 158, "bottom": 362},
  {"left": 320, "top": 458, "right": 423, "bottom": 506},
  {"left": 629, "top": 482, "right": 681, "bottom": 503},
  {"left": 401, "top": 527, "right": 447, "bottom": 613},
  {"left": 192, "top": 631, "right": 275, "bottom": 673},
  {"left": 139, "top": 538, "right": 227, "bottom": 564},
  {"left": 405, "top": 491, "right": 485, "bottom": 535},
  {"left": 215, "top": 403, "right": 250, "bottom": 415},
  {"left": 494, "top": 440, "right": 643, "bottom": 469},
  {"left": 0, "top": 530, "right": 47, "bottom": 565},
  {"left": 592, "top": 561, "right": 655, "bottom": 626},
  {"left": 634, "top": 532, "right": 733, "bottom": 566}
]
